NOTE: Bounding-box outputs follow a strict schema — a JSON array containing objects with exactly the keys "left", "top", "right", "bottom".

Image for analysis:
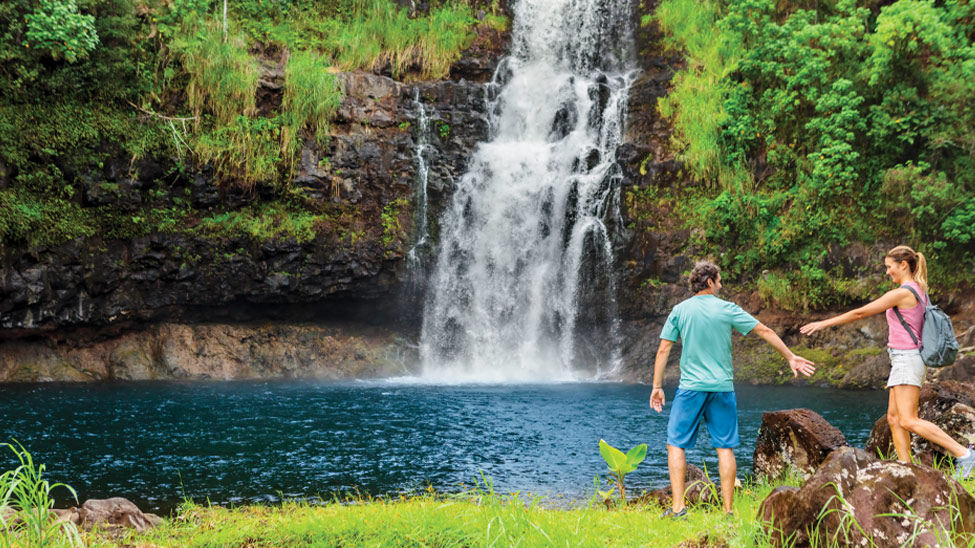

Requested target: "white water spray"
[
  {"left": 407, "top": 88, "right": 434, "bottom": 273},
  {"left": 419, "top": 0, "right": 635, "bottom": 382}
]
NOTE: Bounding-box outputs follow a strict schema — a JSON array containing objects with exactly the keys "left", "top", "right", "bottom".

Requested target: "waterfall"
[
  {"left": 419, "top": 0, "right": 635, "bottom": 382},
  {"left": 406, "top": 87, "right": 433, "bottom": 275}
]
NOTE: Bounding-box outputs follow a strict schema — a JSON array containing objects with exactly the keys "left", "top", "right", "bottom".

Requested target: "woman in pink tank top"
[{"left": 800, "top": 246, "right": 972, "bottom": 471}]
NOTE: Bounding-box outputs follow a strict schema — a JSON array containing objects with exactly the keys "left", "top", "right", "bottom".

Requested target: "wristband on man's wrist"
[{"left": 653, "top": 385, "right": 663, "bottom": 389}]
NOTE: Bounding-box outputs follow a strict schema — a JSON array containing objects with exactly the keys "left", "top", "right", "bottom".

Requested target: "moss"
[
  {"left": 380, "top": 198, "right": 410, "bottom": 253},
  {"left": 735, "top": 342, "right": 845, "bottom": 387}
]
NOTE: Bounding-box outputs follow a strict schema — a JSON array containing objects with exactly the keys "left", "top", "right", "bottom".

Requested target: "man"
[{"left": 650, "top": 261, "right": 816, "bottom": 518}]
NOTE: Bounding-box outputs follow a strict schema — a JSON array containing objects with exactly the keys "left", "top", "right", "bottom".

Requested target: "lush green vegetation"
[
  {"left": 80, "top": 472, "right": 975, "bottom": 547},
  {"left": 646, "top": 0, "right": 975, "bottom": 309},
  {"left": 0, "top": 0, "right": 503, "bottom": 249},
  {"left": 0, "top": 442, "right": 83, "bottom": 548}
]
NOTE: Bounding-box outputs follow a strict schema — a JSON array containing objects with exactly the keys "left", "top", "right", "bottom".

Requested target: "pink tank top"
[{"left": 886, "top": 282, "right": 926, "bottom": 350}]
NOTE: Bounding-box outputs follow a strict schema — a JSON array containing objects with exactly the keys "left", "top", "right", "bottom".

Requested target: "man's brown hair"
[{"left": 690, "top": 261, "right": 720, "bottom": 293}]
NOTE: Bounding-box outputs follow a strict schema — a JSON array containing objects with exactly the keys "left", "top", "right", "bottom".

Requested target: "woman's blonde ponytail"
[{"left": 915, "top": 251, "right": 929, "bottom": 294}]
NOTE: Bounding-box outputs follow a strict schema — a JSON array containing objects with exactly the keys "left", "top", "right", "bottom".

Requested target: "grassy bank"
[
  {"left": 87, "top": 485, "right": 783, "bottom": 547},
  {"left": 80, "top": 470, "right": 975, "bottom": 548},
  {"left": 3, "top": 441, "right": 974, "bottom": 547}
]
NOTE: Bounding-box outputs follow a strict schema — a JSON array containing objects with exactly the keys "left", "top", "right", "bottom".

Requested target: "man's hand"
[
  {"left": 788, "top": 355, "right": 816, "bottom": 377},
  {"left": 650, "top": 387, "right": 666, "bottom": 412}
]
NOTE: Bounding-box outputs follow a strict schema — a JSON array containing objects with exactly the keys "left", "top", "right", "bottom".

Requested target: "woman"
[{"left": 800, "top": 245, "right": 974, "bottom": 477}]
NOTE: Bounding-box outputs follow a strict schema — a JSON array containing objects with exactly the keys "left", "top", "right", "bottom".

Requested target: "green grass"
[
  {"left": 172, "top": 22, "right": 260, "bottom": 128},
  {"left": 88, "top": 483, "right": 782, "bottom": 547},
  {"left": 0, "top": 441, "right": 83, "bottom": 548},
  {"left": 280, "top": 0, "right": 482, "bottom": 81},
  {"left": 654, "top": 0, "right": 742, "bottom": 186},
  {"left": 196, "top": 203, "right": 322, "bottom": 244},
  {"left": 192, "top": 200, "right": 371, "bottom": 247},
  {"left": 81, "top": 470, "right": 975, "bottom": 547},
  {"left": 282, "top": 51, "right": 343, "bottom": 147}
]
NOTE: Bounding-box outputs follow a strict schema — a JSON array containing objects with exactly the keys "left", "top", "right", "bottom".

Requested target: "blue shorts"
[{"left": 667, "top": 388, "right": 739, "bottom": 449}]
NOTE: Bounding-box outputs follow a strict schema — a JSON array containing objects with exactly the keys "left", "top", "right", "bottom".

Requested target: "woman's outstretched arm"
[{"left": 800, "top": 288, "right": 911, "bottom": 335}]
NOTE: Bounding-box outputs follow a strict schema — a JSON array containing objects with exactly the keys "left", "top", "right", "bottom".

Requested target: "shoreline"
[{"left": 72, "top": 471, "right": 975, "bottom": 547}]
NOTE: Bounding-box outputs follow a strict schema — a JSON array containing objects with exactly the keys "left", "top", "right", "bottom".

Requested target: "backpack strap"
[{"left": 893, "top": 285, "right": 924, "bottom": 346}]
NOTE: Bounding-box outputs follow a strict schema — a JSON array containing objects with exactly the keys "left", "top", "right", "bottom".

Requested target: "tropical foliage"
[{"left": 650, "top": 0, "right": 975, "bottom": 307}]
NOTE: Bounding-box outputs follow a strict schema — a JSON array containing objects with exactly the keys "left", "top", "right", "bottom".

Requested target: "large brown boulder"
[
  {"left": 51, "top": 508, "right": 81, "bottom": 526},
  {"left": 865, "top": 381, "right": 975, "bottom": 465},
  {"left": 931, "top": 355, "right": 975, "bottom": 385},
  {"left": 753, "top": 408, "right": 848, "bottom": 481},
  {"left": 78, "top": 498, "right": 159, "bottom": 533},
  {"left": 838, "top": 352, "right": 890, "bottom": 390},
  {"left": 759, "top": 447, "right": 975, "bottom": 547}
]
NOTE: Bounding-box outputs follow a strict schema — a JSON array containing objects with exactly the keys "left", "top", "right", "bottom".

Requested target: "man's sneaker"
[
  {"left": 660, "top": 507, "right": 687, "bottom": 520},
  {"left": 957, "top": 447, "right": 975, "bottom": 480}
]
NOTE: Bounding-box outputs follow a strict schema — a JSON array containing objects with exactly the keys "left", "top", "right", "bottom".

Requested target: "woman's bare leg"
[
  {"left": 892, "top": 385, "right": 967, "bottom": 458},
  {"left": 887, "top": 388, "right": 912, "bottom": 462}
]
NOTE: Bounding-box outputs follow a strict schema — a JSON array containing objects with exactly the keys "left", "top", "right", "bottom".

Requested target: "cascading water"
[
  {"left": 406, "top": 87, "right": 434, "bottom": 275},
  {"left": 419, "top": 0, "right": 635, "bottom": 382}
]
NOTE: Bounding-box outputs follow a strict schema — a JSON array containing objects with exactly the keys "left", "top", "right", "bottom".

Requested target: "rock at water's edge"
[
  {"left": 753, "top": 408, "right": 848, "bottom": 481},
  {"left": 759, "top": 447, "right": 975, "bottom": 547}
]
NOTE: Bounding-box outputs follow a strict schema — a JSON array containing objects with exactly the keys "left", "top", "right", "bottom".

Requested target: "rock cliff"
[{"left": 1, "top": 0, "right": 972, "bottom": 384}]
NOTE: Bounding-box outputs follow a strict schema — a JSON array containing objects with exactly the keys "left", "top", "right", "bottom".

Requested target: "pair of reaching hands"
[{"left": 649, "top": 351, "right": 818, "bottom": 413}]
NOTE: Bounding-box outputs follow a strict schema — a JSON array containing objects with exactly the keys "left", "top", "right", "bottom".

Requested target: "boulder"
[
  {"left": 931, "top": 355, "right": 975, "bottom": 385},
  {"left": 866, "top": 381, "right": 975, "bottom": 465},
  {"left": 753, "top": 408, "right": 848, "bottom": 481},
  {"left": 51, "top": 507, "right": 81, "bottom": 526},
  {"left": 644, "top": 463, "right": 719, "bottom": 507},
  {"left": 78, "top": 497, "right": 158, "bottom": 533},
  {"left": 838, "top": 352, "right": 890, "bottom": 390},
  {"left": 759, "top": 447, "right": 975, "bottom": 547}
]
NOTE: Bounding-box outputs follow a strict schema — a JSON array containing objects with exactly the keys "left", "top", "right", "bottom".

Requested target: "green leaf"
[
  {"left": 625, "top": 444, "right": 647, "bottom": 467},
  {"left": 598, "top": 439, "right": 627, "bottom": 472}
]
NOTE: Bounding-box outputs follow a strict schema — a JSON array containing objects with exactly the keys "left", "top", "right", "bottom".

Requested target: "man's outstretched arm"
[
  {"left": 650, "top": 339, "right": 674, "bottom": 412},
  {"left": 751, "top": 323, "right": 816, "bottom": 377}
]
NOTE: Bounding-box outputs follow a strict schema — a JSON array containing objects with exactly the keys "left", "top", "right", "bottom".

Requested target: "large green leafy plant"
[{"left": 597, "top": 439, "right": 647, "bottom": 507}]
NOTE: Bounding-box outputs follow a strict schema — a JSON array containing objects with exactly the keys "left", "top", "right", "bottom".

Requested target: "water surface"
[{"left": 0, "top": 381, "right": 887, "bottom": 513}]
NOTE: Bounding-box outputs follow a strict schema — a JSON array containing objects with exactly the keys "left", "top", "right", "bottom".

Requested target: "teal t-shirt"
[{"left": 659, "top": 295, "right": 759, "bottom": 392}]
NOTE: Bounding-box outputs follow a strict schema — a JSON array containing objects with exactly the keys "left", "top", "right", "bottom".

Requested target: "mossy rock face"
[
  {"left": 109, "top": 340, "right": 157, "bottom": 381},
  {"left": 0, "top": 322, "right": 411, "bottom": 382}
]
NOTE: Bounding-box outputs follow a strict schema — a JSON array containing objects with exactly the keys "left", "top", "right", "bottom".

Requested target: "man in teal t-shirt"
[{"left": 650, "top": 261, "right": 816, "bottom": 519}]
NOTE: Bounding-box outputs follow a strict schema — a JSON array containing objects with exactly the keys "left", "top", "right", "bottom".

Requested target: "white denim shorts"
[{"left": 887, "top": 348, "right": 926, "bottom": 388}]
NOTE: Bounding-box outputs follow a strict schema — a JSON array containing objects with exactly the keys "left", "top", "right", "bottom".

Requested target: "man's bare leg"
[
  {"left": 668, "top": 444, "right": 687, "bottom": 512},
  {"left": 716, "top": 447, "right": 736, "bottom": 513}
]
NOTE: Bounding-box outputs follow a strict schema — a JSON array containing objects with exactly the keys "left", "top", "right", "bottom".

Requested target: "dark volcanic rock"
[
  {"left": 838, "top": 352, "right": 890, "bottom": 390},
  {"left": 759, "top": 447, "right": 975, "bottom": 547},
  {"left": 753, "top": 409, "right": 848, "bottom": 481},
  {"left": 0, "top": 70, "right": 496, "bottom": 339},
  {"left": 931, "top": 354, "right": 975, "bottom": 384},
  {"left": 865, "top": 381, "right": 975, "bottom": 465}
]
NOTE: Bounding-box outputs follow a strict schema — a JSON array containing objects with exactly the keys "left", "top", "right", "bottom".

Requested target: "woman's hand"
[
  {"left": 650, "top": 387, "right": 666, "bottom": 413},
  {"left": 800, "top": 321, "right": 828, "bottom": 335}
]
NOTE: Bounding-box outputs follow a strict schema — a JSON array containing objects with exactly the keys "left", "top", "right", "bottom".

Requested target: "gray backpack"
[{"left": 893, "top": 285, "right": 959, "bottom": 368}]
